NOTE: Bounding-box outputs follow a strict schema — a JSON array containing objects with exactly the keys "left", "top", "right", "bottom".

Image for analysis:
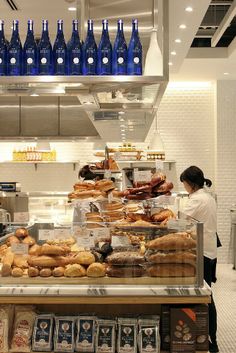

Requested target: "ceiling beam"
[{"left": 211, "top": 0, "right": 236, "bottom": 46}]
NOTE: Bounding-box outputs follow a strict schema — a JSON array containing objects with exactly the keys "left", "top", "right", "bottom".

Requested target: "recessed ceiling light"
[
  {"left": 179, "top": 24, "right": 186, "bottom": 29},
  {"left": 121, "top": 129, "right": 125, "bottom": 132},
  {"left": 185, "top": 6, "right": 193, "bottom": 12},
  {"left": 175, "top": 39, "right": 181, "bottom": 43},
  {"left": 168, "top": 62, "right": 173, "bottom": 66},
  {"left": 30, "top": 93, "right": 39, "bottom": 97},
  {"left": 68, "top": 7, "right": 76, "bottom": 11},
  {"left": 171, "top": 51, "right": 177, "bottom": 55},
  {"left": 120, "top": 124, "right": 125, "bottom": 127},
  {"left": 223, "top": 72, "right": 229, "bottom": 75},
  {"left": 119, "top": 118, "right": 125, "bottom": 122}
]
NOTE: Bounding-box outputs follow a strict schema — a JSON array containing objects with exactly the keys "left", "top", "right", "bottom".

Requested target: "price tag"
[
  {"left": 167, "top": 219, "right": 189, "bottom": 231},
  {"left": 38, "top": 229, "right": 55, "bottom": 241},
  {"left": 104, "top": 170, "right": 112, "bottom": 179},
  {"left": 112, "top": 235, "right": 130, "bottom": 248},
  {"left": 133, "top": 170, "right": 151, "bottom": 183},
  {"left": 155, "top": 160, "right": 164, "bottom": 171},
  {"left": 91, "top": 228, "right": 110, "bottom": 241},
  {"left": 11, "top": 243, "right": 29, "bottom": 255},
  {"left": 54, "top": 228, "right": 70, "bottom": 239},
  {"left": 77, "top": 229, "right": 95, "bottom": 249},
  {"left": 13, "top": 212, "right": 29, "bottom": 223}
]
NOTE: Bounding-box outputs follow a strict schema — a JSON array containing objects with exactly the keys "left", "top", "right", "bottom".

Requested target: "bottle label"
[
  {"left": 27, "top": 57, "right": 33, "bottom": 64},
  {"left": 118, "top": 57, "right": 124, "bottom": 64},
  {"left": 57, "top": 57, "right": 64, "bottom": 64},
  {"left": 10, "top": 57, "right": 16, "bottom": 64},
  {"left": 134, "top": 57, "right": 140, "bottom": 64},
  {"left": 102, "top": 57, "right": 109, "bottom": 64},
  {"left": 41, "top": 57, "right": 47, "bottom": 64},
  {"left": 88, "top": 57, "right": 94, "bottom": 64},
  {"left": 73, "top": 57, "right": 79, "bottom": 64}
]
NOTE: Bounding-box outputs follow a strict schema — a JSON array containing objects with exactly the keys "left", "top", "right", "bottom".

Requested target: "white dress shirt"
[{"left": 183, "top": 188, "right": 217, "bottom": 259}]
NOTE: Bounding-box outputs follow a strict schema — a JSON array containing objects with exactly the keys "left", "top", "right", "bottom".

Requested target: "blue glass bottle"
[
  {"left": 53, "top": 19, "right": 67, "bottom": 75},
  {"left": 97, "top": 19, "right": 112, "bottom": 75},
  {"left": 127, "top": 19, "right": 142, "bottom": 75},
  {"left": 8, "top": 20, "right": 22, "bottom": 76},
  {"left": 82, "top": 19, "right": 97, "bottom": 75},
  {"left": 112, "top": 19, "right": 127, "bottom": 75},
  {"left": 23, "top": 20, "right": 38, "bottom": 75},
  {"left": 67, "top": 20, "right": 82, "bottom": 75},
  {"left": 0, "top": 20, "right": 7, "bottom": 76},
  {"left": 38, "top": 20, "right": 53, "bottom": 75}
]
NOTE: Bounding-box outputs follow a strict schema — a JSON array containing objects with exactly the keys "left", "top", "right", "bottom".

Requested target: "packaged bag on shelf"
[
  {"left": 117, "top": 317, "right": 138, "bottom": 353},
  {"left": 10, "top": 305, "right": 36, "bottom": 353},
  {"left": 138, "top": 316, "right": 160, "bottom": 353},
  {"left": 95, "top": 319, "right": 116, "bottom": 353},
  {"left": 32, "top": 314, "right": 54, "bottom": 352},
  {"left": 54, "top": 316, "right": 76, "bottom": 353},
  {"left": 75, "top": 315, "right": 97, "bottom": 352},
  {"left": 0, "top": 305, "right": 14, "bottom": 353}
]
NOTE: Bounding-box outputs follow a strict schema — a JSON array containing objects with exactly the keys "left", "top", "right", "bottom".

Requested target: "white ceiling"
[{"left": 1, "top": 0, "right": 235, "bottom": 81}]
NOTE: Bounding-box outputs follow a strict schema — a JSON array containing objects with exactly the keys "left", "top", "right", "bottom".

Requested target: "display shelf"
[{"left": 0, "top": 161, "right": 80, "bottom": 171}]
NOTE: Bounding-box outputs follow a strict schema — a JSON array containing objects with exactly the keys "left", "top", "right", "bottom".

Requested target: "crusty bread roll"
[
  {"left": 103, "top": 201, "right": 123, "bottom": 211},
  {"left": 146, "top": 233, "right": 196, "bottom": 250},
  {"left": 11, "top": 267, "right": 24, "bottom": 277},
  {"left": 70, "top": 251, "right": 95, "bottom": 265},
  {"left": 28, "top": 255, "right": 68, "bottom": 268},
  {"left": 28, "top": 267, "right": 39, "bottom": 277},
  {"left": 151, "top": 209, "right": 175, "bottom": 222},
  {"left": 52, "top": 267, "right": 65, "bottom": 277},
  {"left": 106, "top": 251, "right": 145, "bottom": 265},
  {"left": 146, "top": 251, "right": 196, "bottom": 267},
  {"left": 64, "top": 264, "right": 86, "bottom": 277},
  {"left": 1, "top": 248, "right": 14, "bottom": 277},
  {"left": 87, "top": 263, "right": 106, "bottom": 277},
  {"left": 40, "top": 268, "right": 52, "bottom": 277},
  {"left": 146, "top": 263, "right": 195, "bottom": 277},
  {"left": 95, "top": 179, "right": 115, "bottom": 192},
  {"left": 74, "top": 182, "right": 95, "bottom": 191},
  {"left": 6, "top": 235, "right": 20, "bottom": 246},
  {"left": 40, "top": 244, "right": 71, "bottom": 256},
  {"left": 15, "top": 227, "right": 29, "bottom": 238}
]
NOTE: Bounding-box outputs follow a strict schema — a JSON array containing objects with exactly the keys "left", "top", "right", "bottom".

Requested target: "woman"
[{"left": 180, "top": 166, "right": 219, "bottom": 353}]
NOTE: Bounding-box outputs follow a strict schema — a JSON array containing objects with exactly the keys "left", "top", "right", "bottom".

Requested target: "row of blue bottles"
[{"left": 0, "top": 18, "right": 142, "bottom": 76}]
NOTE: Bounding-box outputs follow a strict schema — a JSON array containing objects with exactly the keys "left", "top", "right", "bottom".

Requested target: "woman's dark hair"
[
  {"left": 180, "top": 166, "right": 212, "bottom": 190},
  {"left": 79, "top": 165, "right": 96, "bottom": 180}
]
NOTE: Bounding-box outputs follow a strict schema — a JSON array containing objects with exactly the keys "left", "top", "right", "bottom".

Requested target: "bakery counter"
[{"left": 0, "top": 282, "right": 211, "bottom": 304}]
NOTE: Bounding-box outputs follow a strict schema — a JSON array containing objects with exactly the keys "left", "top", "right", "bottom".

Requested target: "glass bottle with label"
[
  {"left": 53, "top": 19, "right": 67, "bottom": 75},
  {"left": 82, "top": 19, "right": 97, "bottom": 75},
  {"left": 38, "top": 20, "right": 53, "bottom": 75},
  {"left": 127, "top": 19, "right": 142, "bottom": 75},
  {"left": 23, "top": 19, "right": 38, "bottom": 75},
  {"left": 0, "top": 20, "right": 7, "bottom": 76},
  {"left": 8, "top": 20, "right": 22, "bottom": 76},
  {"left": 97, "top": 19, "right": 112, "bottom": 75},
  {"left": 67, "top": 19, "right": 82, "bottom": 75},
  {"left": 112, "top": 19, "right": 127, "bottom": 75}
]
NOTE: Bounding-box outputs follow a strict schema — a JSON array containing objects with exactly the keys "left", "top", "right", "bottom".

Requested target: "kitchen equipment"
[
  {"left": 0, "top": 192, "right": 28, "bottom": 221},
  {"left": 0, "top": 206, "right": 11, "bottom": 223},
  {"left": 0, "top": 182, "right": 21, "bottom": 192}
]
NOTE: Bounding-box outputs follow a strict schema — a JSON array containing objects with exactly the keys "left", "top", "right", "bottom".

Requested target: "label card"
[
  {"left": 133, "top": 170, "right": 151, "bottom": 183},
  {"left": 38, "top": 229, "right": 55, "bottom": 241},
  {"left": 11, "top": 243, "right": 29, "bottom": 255},
  {"left": 77, "top": 230, "right": 95, "bottom": 249},
  {"left": 54, "top": 228, "right": 70, "bottom": 239},
  {"left": 112, "top": 235, "right": 130, "bottom": 248},
  {"left": 155, "top": 160, "right": 164, "bottom": 171},
  {"left": 13, "top": 212, "right": 29, "bottom": 222},
  {"left": 104, "top": 170, "right": 112, "bottom": 179}
]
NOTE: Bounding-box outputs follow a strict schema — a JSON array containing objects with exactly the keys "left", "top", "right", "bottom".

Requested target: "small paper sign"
[
  {"left": 38, "top": 229, "right": 55, "bottom": 241},
  {"left": 104, "top": 170, "right": 112, "bottom": 179},
  {"left": 54, "top": 228, "right": 70, "bottom": 239},
  {"left": 112, "top": 235, "right": 130, "bottom": 248},
  {"left": 155, "top": 160, "right": 164, "bottom": 171},
  {"left": 11, "top": 243, "right": 29, "bottom": 255},
  {"left": 133, "top": 170, "right": 151, "bottom": 183},
  {"left": 90, "top": 227, "right": 110, "bottom": 240},
  {"left": 167, "top": 219, "right": 189, "bottom": 231},
  {"left": 13, "top": 212, "right": 29, "bottom": 222},
  {"left": 77, "top": 230, "right": 95, "bottom": 249}
]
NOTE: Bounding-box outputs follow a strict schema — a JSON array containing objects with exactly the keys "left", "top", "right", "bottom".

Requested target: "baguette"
[
  {"left": 147, "top": 263, "right": 195, "bottom": 277},
  {"left": 146, "top": 251, "right": 196, "bottom": 267},
  {"left": 28, "top": 255, "right": 68, "bottom": 268},
  {"left": 28, "top": 244, "right": 42, "bottom": 256},
  {"left": 146, "top": 232, "right": 196, "bottom": 250},
  {"left": 40, "top": 243, "right": 71, "bottom": 256}
]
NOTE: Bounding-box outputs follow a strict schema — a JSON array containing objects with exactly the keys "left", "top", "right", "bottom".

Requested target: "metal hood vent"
[
  {"left": 0, "top": 96, "right": 99, "bottom": 139},
  {"left": 4, "top": 0, "right": 18, "bottom": 10}
]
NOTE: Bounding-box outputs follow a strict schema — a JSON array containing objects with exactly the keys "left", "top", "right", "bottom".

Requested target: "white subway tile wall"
[
  {"left": 216, "top": 81, "right": 236, "bottom": 263},
  {"left": 0, "top": 81, "right": 234, "bottom": 263}
]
